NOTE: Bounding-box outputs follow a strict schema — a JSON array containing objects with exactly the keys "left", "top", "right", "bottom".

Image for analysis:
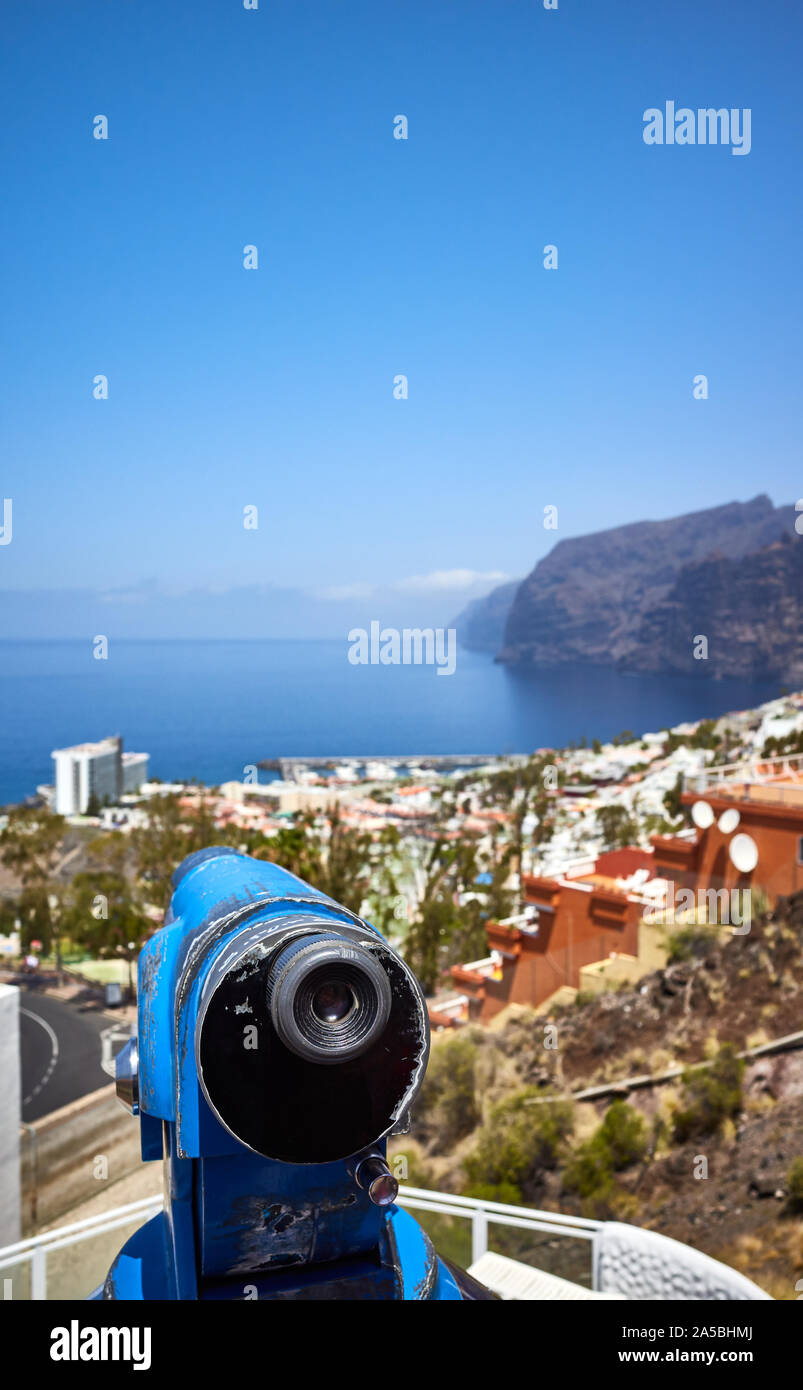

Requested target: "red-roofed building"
[
  {"left": 442, "top": 754, "right": 803, "bottom": 1026},
  {"left": 651, "top": 754, "right": 803, "bottom": 902},
  {"left": 447, "top": 847, "right": 654, "bottom": 1023}
]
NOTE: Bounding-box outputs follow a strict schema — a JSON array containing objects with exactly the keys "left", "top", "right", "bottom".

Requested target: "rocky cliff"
[
  {"left": 633, "top": 533, "right": 803, "bottom": 680},
  {"left": 452, "top": 580, "right": 520, "bottom": 652},
  {"left": 487, "top": 494, "right": 799, "bottom": 678}
]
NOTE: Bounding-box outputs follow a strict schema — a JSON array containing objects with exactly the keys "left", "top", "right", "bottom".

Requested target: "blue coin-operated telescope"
[{"left": 103, "top": 849, "right": 486, "bottom": 1300}]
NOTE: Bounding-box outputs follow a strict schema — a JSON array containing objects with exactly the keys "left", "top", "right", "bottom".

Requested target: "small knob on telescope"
[{"left": 355, "top": 1154, "right": 398, "bottom": 1207}]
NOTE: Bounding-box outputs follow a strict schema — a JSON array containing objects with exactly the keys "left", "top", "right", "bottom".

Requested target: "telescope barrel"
[{"left": 104, "top": 847, "right": 478, "bottom": 1300}]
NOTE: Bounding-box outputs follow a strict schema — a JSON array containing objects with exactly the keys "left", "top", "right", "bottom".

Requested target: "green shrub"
[
  {"left": 787, "top": 1157, "right": 803, "bottom": 1211},
  {"left": 672, "top": 1043, "right": 744, "bottom": 1142},
  {"left": 464, "top": 1181, "right": 522, "bottom": 1207},
  {"left": 666, "top": 925, "right": 718, "bottom": 964},
  {"left": 463, "top": 1089, "right": 574, "bottom": 1201},
  {"left": 562, "top": 1101, "right": 646, "bottom": 1201},
  {"left": 562, "top": 1134, "right": 613, "bottom": 1200},
  {"left": 597, "top": 1100, "right": 648, "bottom": 1169},
  {"left": 416, "top": 1035, "right": 479, "bottom": 1148}
]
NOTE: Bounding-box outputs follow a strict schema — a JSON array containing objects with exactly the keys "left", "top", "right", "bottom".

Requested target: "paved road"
[{"left": 18, "top": 986, "right": 132, "bottom": 1121}]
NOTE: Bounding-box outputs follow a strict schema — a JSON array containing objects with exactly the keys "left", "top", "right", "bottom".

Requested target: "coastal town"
[
  {"left": 4, "top": 687, "right": 803, "bottom": 1028},
  {"left": 4, "top": 686, "right": 803, "bottom": 1302}
]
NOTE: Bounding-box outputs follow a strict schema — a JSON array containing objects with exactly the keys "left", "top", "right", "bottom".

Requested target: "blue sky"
[{"left": 1, "top": 0, "right": 800, "bottom": 634}]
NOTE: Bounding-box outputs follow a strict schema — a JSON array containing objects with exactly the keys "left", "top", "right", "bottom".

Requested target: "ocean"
[{"left": 0, "top": 639, "right": 783, "bottom": 806}]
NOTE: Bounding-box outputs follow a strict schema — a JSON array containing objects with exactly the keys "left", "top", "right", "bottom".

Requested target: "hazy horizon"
[{"left": 1, "top": 488, "right": 793, "bottom": 639}]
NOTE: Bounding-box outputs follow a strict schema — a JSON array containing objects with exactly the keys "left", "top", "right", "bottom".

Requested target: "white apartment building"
[
  {"left": 122, "top": 752, "right": 150, "bottom": 794},
  {"left": 52, "top": 737, "right": 149, "bottom": 815}
]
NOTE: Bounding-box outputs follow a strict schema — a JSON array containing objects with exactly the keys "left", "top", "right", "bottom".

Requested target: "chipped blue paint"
[{"left": 137, "top": 918, "right": 179, "bottom": 1120}]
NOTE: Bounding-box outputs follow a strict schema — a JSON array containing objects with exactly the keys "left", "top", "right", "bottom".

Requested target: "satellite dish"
[
  {"left": 729, "top": 833, "right": 758, "bottom": 874},
  {"left": 718, "top": 808, "right": 740, "bottom": 834},
  {"left": 691, "top": 800, "right": 714, "bottom": 829}
]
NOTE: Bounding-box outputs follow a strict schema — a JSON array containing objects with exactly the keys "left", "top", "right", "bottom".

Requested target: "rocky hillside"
[
  {"left": 455, "top": 494, "right": 799, "bottom": 679},
  {"left": 401, "top": 889, "right": 803, "bottom": 1297}
]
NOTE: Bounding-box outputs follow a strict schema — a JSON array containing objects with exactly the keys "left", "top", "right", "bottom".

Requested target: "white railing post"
[
  {"left": 472, "top": 1206, "right": 488, "bottom": 1265},
  {"left": 31, "top": 1246, "right": 47, "bottom": 1301},
  {"left": 590, "top": 1228, "right": 601, "bottom": 1292}
]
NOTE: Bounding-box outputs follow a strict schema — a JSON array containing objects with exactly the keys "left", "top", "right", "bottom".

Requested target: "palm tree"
[{"left": 404, "top": 836, "right": 482, "bottom": 992}]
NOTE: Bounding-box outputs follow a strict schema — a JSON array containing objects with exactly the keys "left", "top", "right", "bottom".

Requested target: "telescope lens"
[
  {"left": 312, "top": 980, "right": 355, "bottom": 1025},
  {"left": 266, "top": 934, "right": 393, "bottom": 1065}
]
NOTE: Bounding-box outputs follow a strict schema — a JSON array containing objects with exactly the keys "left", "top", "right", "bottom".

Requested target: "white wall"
[
  {"left": 0, "top": 984, "right": 21, "bottom": 1245},
  {"left": 54, "top": 747, "right": 121, "bottom": 814},
  {"left": 53, "top": 752, "right": 78, "bottom": 815}
]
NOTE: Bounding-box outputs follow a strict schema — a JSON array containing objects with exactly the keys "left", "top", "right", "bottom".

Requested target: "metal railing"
[
  {"left": 0, "top": 1187, "right": 771, "bottom": 1300},
  {"left": 0, "top": 1189, "right": 597, "bottom": 1300},
  {"left": 398, "top": 1186, "right": 599, "bottom": 1266},
  {"left": 0, "top": 1196, "right": 163, "bottom": 1300}
]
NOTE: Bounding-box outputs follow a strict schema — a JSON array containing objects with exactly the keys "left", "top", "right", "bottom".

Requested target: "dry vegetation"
[{"left": 395, "top": 889, "right": 803, "bottom": 1297}]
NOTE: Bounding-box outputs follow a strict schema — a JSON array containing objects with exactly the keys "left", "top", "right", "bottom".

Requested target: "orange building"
[
  {"left": 448, "top": 847, "right": 653, "bottom": 1024},
  {"left": 653, "top": 760, "right": 803, "bottom": 902},
  {"left": 441, "top": 755, "right": 803, "bottom": 1027}
]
